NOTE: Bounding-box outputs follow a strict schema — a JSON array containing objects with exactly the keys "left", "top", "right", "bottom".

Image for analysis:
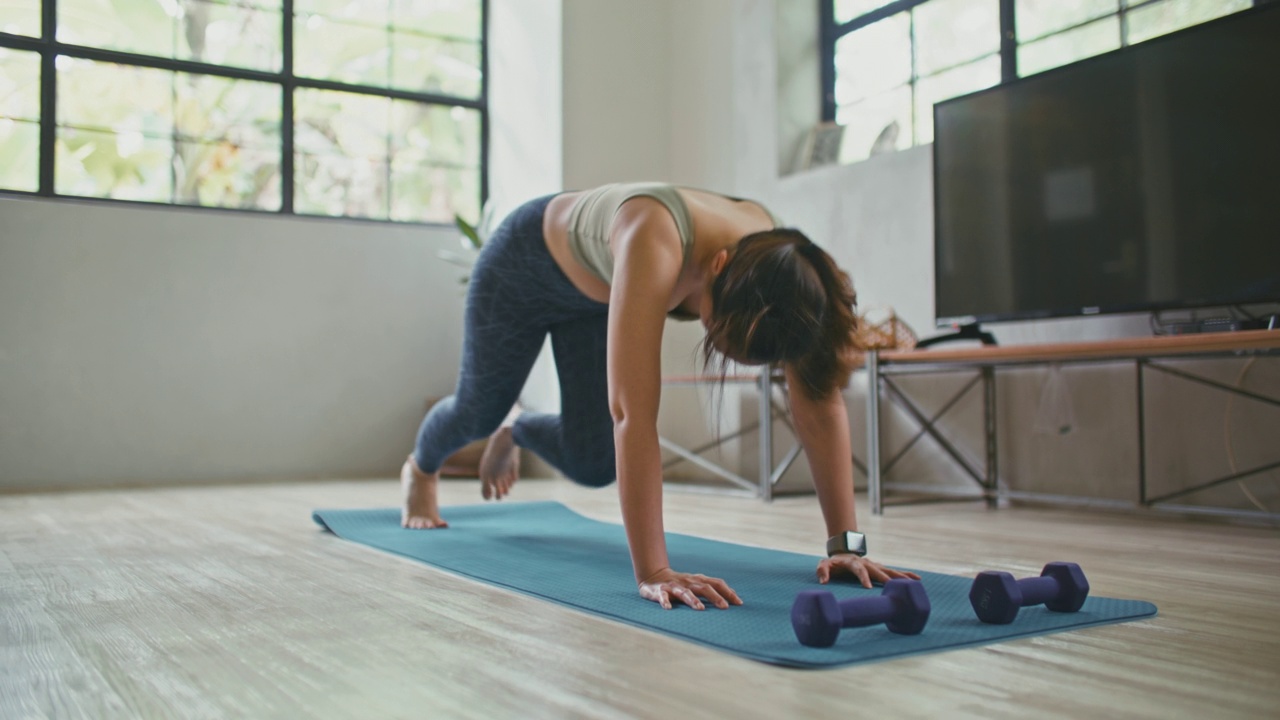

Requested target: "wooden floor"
[{"left": 2, "top": 478, "right": 1278, "bottom": 719}]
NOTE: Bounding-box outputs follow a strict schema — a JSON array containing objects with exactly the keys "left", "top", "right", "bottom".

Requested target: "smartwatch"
[{"left": 826, "top": 530, "right": 868, "bottom": 557}]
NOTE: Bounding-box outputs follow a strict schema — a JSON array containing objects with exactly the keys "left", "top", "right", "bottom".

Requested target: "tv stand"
[
  {"left": 863, "top": 329, "right": 1280, "bottom": 520},
  {"left": 917, "top": 323, "right": 998, "bottom": 349}
]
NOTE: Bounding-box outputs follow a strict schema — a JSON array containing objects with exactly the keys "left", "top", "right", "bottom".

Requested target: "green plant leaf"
[{"left": 455, "top": 213, "right": 483, "bottom": 250}]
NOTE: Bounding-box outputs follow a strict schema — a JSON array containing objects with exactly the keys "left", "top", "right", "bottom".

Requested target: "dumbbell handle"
[
  {"left": 836, "top": 595, "right": 899, "bottom": 628},
  {"left": 1015, "top": 575, "right": 1062, "bottom": 607}
]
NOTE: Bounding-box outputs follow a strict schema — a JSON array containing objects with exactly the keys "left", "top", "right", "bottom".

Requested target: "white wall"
[
  {"left": 489, "top": 0, "right": 564, "bottom": 418},
  {"left": 0, "top": 0, "right": 564, "bottom": 490},
  {"left": 0, "top": 199, "right": 465, "bottom": 488},
  {"left": 562, "top": 0, "right": 672, "bottom": 189}
]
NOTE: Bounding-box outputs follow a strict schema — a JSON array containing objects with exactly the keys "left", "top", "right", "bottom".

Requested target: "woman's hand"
[
  {"left": 638, "top": 568, "right": 744, "bottom": 610},
  {"left": 816, "top": 555, "right": 921, "bottom": 588}
]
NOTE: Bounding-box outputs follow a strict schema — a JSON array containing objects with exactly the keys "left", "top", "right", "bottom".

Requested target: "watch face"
[{"left": 828, "top": 531, "right": 867, "bottom": 556}]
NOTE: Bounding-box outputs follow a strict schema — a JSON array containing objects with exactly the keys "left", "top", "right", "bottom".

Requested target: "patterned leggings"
[{"left": 412, "top": 194, "right": 617, "bottom": 487}]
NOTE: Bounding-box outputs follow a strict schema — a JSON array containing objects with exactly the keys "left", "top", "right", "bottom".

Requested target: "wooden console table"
[{"left": 865, "top": 329, "right": 1280, "bottom": 520}]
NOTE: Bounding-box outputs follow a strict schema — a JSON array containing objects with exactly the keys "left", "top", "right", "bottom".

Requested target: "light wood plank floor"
[{"left": 2, "top": 478, "right": 1278, "bottom": 719}]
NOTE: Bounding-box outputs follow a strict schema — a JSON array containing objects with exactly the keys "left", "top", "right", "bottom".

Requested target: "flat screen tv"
[{"left": 932, "top": 4, "right": 1280, "bottom": 331}]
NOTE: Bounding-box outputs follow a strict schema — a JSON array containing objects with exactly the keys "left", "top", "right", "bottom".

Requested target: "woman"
[{"left": 401, "top": 182, "right": 920, "bottom": 610}]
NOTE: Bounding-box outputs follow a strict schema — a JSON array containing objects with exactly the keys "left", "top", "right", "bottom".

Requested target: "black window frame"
[
  {"left": 820, "top": 0, "right": 1270, "bottom": 128},
  {"left": 0, "top": 0, "right": 489, "bottom": 226}
]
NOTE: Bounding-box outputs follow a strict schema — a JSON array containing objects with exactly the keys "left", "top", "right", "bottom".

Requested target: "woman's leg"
[
  {"left": 512, "top": 312, "right": 617, "bottom": 488},
  {"left": 411, "top": 207, "right": 556, "bottom": 476},
  {"left": 403, "top": 198, "right": 568, "bottom": 526}
]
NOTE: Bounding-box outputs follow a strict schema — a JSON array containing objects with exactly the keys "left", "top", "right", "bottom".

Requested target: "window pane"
[
  {"left": 836, "top": 84, "right": 912, "bottom": 164},
  {"left": 294, "top": 14, "right": 390, "bottom": 87},
  {"left": 914, "top": 0, "right": 1000, "bottom": 76},
  {"left": 58, "top": 0, "right": 282, "bottom": 72},
  {"left": 1, "top": 47, "right": 41, "bottom": 192},
  {"left": 1126, "top": 0, "right": 1251, "bottom": 45},
  {"left": 834, "top": 0, "right": 897, "bottom": 24},
  {"left": 391, "top": 102, "right": 479, "bottom": 168},
  {"left": 390, "top": 163, "right": 478, "bottom": 224},
  {"left": 834, "top": 13, "right": 911, "bottom": 107},
  {"left": 393, "top": 0, "right": 481, "bottom": 40},
  {"left": 176, "top": 73, "right": 281, "bottom": 146},
  {"left": 1, "top": 47, "right": 41, "bottom": 121},
  {"left": 57, "top": 58, "right": 282, "bottom": 207},
  {"left": 55, "top": 127, "right": 174, "bottom": 201},
  {"left": 0, "top": 120, "right": 39, "bottom": 192},
  {"left": 175, "top": 142, "right": 280, "bottom": 209},
  {"left": 296, "top": 0, "right": 388, "bottom": 19},
  {"left": 391, "top": 31, "right": 481, "bottom": 98},
  {"left": 915, "top": 54, "right": 1001, "bottom": 144},
  {"left": 192, "top": 1, "right": 284, "bottom": 70},
  {"left": 391, "top": 101, "right": 479, "bottom": 223},
  {"left": 0, "top": 0, "right": 41, "bottom": 37},
  {"left": 297, "top": 3, "right": 482, "bottom": 95},
  {"left": 294, "top": 88, "right": 391, "bottom": 219},
  {"left": 1018, "top": 15, "right": 1119, "bottom": 76},
  {"left": 58, "top": 58, "right": 175, "bottom": 137},
  {"left": 1015, "top": 0, "right": 1118, "bottom": 42},
  {"left": 292, "top": 89, "right": 479, "bottom": 222},
  {"left": 59, "top": 0, "right": 176, "bottom": 60},
  {"left": 174, "top": 74, "right": 282, "bottom": 209}
]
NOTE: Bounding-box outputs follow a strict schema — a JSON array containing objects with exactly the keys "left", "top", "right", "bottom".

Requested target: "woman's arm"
[
  {"left": 608, "top": 200, "right": 741, "bottom": 610},
  {"left": 783, "top": 363, "right": 859, "bottom": 534},
  {"left": 607, "top": 201, "right": 681, "bottom": 583},
  {"left": 784, "top": 363, "right": 921, "bottom": 588}
]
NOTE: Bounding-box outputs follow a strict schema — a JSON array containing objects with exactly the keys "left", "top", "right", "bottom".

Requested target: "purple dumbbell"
[
  {"left": 968, "top": 562, "right": 1090, "bottom": 624},
  {"left": 791, "top": 579, "right": 931, "bottom": 647}
]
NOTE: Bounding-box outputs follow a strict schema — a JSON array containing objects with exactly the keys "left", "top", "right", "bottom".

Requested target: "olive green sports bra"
[{"left": 564, "top": 182, "right": 782, "bottom": 287}]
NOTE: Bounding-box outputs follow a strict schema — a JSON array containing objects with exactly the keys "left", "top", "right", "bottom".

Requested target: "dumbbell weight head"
[
  {"left": 791, "top": 579, "right": 931, "bottom": 647},
  {"left": 880, "top": 579, "right": 932, "bottom": 635},
  {"left": 791, "top": 589, "right": 844, "bottom": 648},
  {"left": 969, "top": 561, "right": 1090, "bottom": 624},
  {"left": 1040, "top": 561, "right": 1090, "bottom": 612},
  {"left": 969, "top": 572, "right": 1022, "bottom": 625}
]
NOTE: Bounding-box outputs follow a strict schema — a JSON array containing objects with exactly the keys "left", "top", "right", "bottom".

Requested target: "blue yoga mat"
[{"left": 312, "top": 501, "right": 1156, "bottom": 669}]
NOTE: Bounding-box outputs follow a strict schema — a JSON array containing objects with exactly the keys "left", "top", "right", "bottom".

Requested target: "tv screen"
[{"left": 933, "top": 5, "right": 1280, "bottom": 327}]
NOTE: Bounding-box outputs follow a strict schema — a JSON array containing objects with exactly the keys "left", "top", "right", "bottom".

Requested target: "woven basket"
[{"left": 853, "top": 307, "right": 918, "bottom": 351}]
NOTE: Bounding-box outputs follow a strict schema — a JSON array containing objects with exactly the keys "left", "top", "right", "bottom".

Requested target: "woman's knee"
[
  {"left": 429, "top": 396, "right": 504, "bottom": 443},
  {"left": 561, "top": 452, "right": 617, "bottom": 488}
]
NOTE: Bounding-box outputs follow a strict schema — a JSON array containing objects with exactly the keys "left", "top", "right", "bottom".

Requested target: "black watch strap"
[{"left": 826, "top": 530, "right": 867, "bottom": 557}]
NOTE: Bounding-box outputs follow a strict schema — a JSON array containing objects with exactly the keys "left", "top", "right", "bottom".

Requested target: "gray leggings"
[{"left": 413, "top": 194, "right": 617, "bottom": 487}]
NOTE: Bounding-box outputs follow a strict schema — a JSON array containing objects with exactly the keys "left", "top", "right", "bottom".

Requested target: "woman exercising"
[{"left": 401, "top": 182, "right": 920, "bottom": 610}]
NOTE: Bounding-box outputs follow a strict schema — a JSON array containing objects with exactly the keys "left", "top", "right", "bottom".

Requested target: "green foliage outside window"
[{"left": 0, "top": 0, "right": 484, "bottom": 225}]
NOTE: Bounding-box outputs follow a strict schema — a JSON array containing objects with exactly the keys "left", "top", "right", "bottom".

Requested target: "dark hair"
[{"left": 700, "top": 228, "right": 858, "bottom": 400}]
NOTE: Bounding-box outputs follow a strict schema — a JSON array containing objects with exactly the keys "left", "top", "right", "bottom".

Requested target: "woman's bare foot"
[
  {"left": 401, "top": 456, "right": 448, "bottom": 529},
  {"left": 479, "top": 416, "right": 520, "bottom": 501}
]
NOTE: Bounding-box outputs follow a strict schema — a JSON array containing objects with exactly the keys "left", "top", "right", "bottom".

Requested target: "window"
[
  {"left": 0, "top": 0, "right": 486, "bottom": 224},
  {"left": 821, "top": 0, "right": 1258, "bottom": 165}
]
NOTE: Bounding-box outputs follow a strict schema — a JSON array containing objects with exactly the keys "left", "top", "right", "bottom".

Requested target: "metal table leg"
[
  {"left": 758, "top": 368, "right": 774, "bottom": 501},
  {"left": 867, "top": 351, "right": 883, "bottom": 515}
]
